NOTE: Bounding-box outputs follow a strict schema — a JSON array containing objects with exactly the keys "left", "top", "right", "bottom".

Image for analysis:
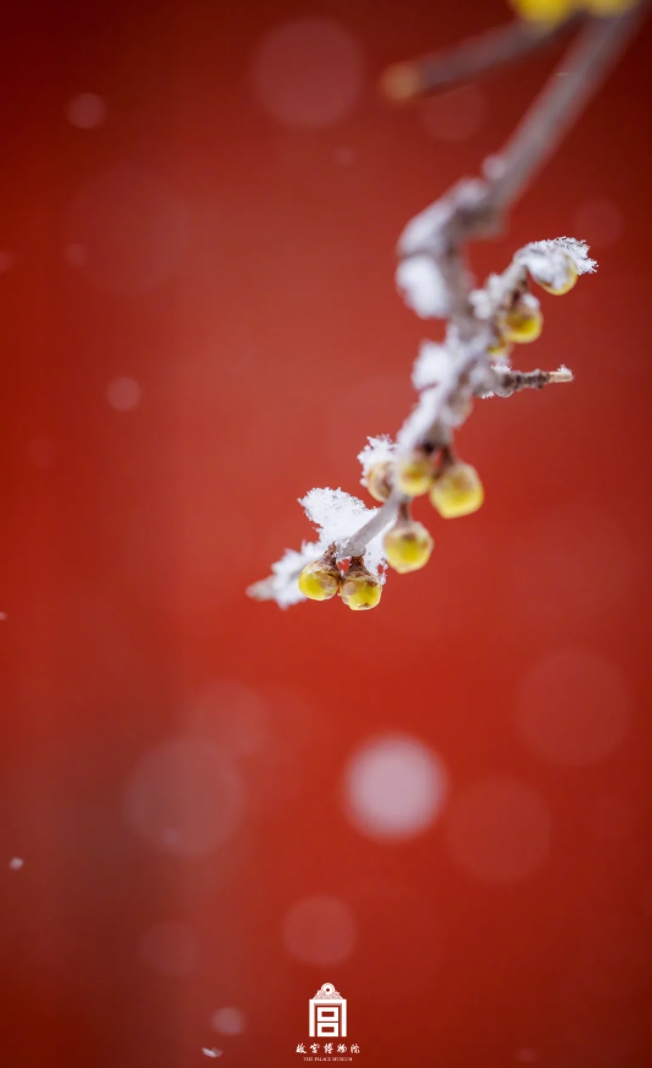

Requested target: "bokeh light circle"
[
  {"left": 283, "top": 895, "right": 356, "bottom": 966},
  {"left": 445, "top": 778, "right": 552, "bottom": 884},
  {"left": 211, "top": 1006, "right": 246, "bottom": 1036},
  {"left": 107, "top": 376, "right": 142, "bottom": 412},
  {"left": 139, "top": 921, "right": 198, "bottom": 977},
  {"left": 66, "top": 93, "right": 107, "bottom": 129},
  {"left": 516, "top": 649, "right": 630, "bottom": 766},
  {"left": 343, "top": 734, "right": 448, "bottom": 841},
  {"left": 250, "top": 18, "right": 363, "bottom": 129},
  {"left": 124, "top": 736, "right": 246, "bottom": 856}
]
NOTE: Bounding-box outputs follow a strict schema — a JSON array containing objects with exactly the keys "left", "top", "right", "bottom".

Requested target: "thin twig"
[
  {"left": 476, "top": 365, "right": 574, "bottom": 397},
  {"left": 380, "top": 15, "right": 582, "bottom": 102},
  {"left": 338, "top": 494, "right": 402, "bottom": 560}
]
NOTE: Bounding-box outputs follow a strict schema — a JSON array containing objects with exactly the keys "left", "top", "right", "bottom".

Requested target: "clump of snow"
[
  {"left": 469, "top": 272, "right": 508, "bottom": 320},
  {"left": 396, "top": 256, "right": 450, "bottom": 318},
  {"left": 300, "top": 488, "right": 379, "bottom": 548},
  {"left": 518, "top": 291, "right": 541, "bottom": 315},
  {"left": 357, "top": 435, "right": 395, "bottom": 486},
  {"left": 300, "top": 488, "right": 388, "bottom": 583},
  {"left": 398, "top": 200, "right": 452, "bottom": 256},
  {"left": 412, "top": 341, "right": 453, "bottom": 391},
  {"left": 516, "top": 237, "right": 597, "bottom": 283},
  {"left": 249, "top": 489, "right": 391, "bottom": 608},
  {"left": 398, "top": 179, "right": 487, "bottom": 256},
  {"left": 254, "top": 544, "right": 320, "bottom": 607}
]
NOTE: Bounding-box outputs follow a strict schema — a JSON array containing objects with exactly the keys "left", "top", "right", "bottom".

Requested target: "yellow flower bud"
[
  {"left": 502, "top": 299, "right": 543, "bottom": 344},
  {"left": 366, "top": 460, "right": 393, "bottom": 503},
  {"left": 395, "top": 453, "right": 433, "bottom": 497},
  {"left": 383, "top": 521, "right": 434, "bottom": 573},
  {"left": 298, "top": 561, "right": 340, "bottom": 601},
  {"left": 536, "top": 256, "right": 578, "bottom": 296},
  {"left": 339, "top": 572, "right": 382, "bottom": 611},
  {"left": 487, "top": 334, "right": 512, "bottom": 361},
  {"left": 508, "top": 0, "right": 575, "bottom": 22},
  {"left": 430, "top": 462, "right": 484, "bottom": 519}
]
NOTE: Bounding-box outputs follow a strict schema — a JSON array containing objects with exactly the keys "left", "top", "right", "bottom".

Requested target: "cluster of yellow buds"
[
  {"left": 298, "top": 553, "right": 382, "bottom": 611},
  {"left": 297, "top": 448, "right": 486, "bottom": 609},
  {"left": 367, "top": 451, "right": 485, "bottom": 518},
  {"left": 509, "top": 0, "right": 636, "bottom": 24},
  {"left": 352, "top": 453, "right": 484, "bottom": 595}
]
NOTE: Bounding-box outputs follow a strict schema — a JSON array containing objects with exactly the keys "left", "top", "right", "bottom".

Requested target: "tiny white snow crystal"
[
  {"left": 412, "top": 341, "right": 452, "bottom": 391},
  {"left": 202, "top": 1049, "right": 223, "bottom": 1059},
  {"left": 357, "top": 435, "right": 395, "bottom": 485},
  {"left": 396, "top": 256, "right": 450, "bottom": 319},
  {"left": 554, "top": 365, "right": 573, "bottom": 382},
  {"left": 516, "top": 237, "right": 597, "bottom": 290},
  {"left": 8, "top": 857, "right": 24, "bottom": 870}
]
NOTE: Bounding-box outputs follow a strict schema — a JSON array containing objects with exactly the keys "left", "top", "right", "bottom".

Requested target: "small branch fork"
[{"left": 249, "top": 4, "right": 647, "bottom": 605}]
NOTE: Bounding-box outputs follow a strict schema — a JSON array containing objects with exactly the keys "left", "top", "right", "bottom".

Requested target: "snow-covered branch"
[{"left": 248, "top": 4, "right": 643, "bottom": 612}]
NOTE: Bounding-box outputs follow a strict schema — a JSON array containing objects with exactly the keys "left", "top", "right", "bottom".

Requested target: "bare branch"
[
  {"left": 476, "top": 365, "right": 574, "bottom": 397},
  {"left": 484, "top": 6, "right": 650, "bottom": 215},
  {"left": 379, "top": 15, "right": 582, "bottom": 102}
]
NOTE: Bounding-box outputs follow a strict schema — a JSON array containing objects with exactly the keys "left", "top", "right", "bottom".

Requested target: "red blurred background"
[{"left": 1, "top": 0, "right": 652, "bottom": 1065}]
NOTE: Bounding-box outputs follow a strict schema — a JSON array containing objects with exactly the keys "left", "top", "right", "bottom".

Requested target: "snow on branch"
[{"left": 248, "top": 3, "right": 645, "bottom": 613}]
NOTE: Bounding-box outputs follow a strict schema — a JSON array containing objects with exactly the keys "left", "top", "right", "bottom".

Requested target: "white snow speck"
[
  {"left": 202, "top": 1049, "right": 223, "bottom": 1059},
  {"left": 396, "top": 256, "right": 450, "bottom": 318}
]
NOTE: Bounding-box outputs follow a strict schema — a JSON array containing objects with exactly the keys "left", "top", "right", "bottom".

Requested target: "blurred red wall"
[{"left": 1, "top": 0, "right": 652, "bottom": 1066}]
